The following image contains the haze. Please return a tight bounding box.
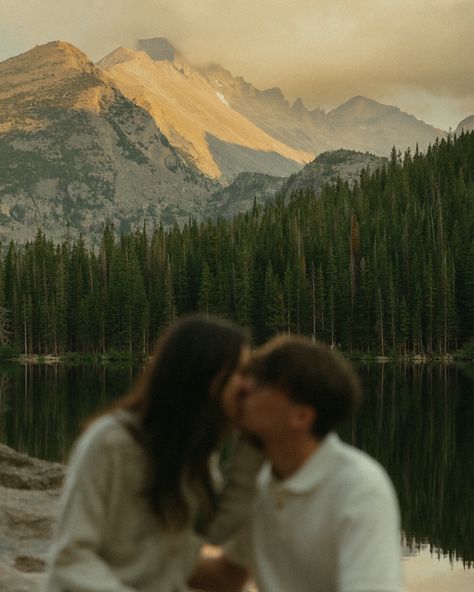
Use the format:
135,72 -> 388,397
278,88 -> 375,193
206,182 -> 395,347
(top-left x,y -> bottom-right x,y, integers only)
1,0 -> 472,130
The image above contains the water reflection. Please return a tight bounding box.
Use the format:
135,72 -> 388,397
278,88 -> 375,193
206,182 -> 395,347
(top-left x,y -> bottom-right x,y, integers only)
0,363 -> 138,462
403,546 -> 474,592
0,361 -> 473,567
344,363 -> 474,568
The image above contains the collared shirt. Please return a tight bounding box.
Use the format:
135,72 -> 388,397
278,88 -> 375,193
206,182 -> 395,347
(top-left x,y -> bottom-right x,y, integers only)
225,433 -> 404,592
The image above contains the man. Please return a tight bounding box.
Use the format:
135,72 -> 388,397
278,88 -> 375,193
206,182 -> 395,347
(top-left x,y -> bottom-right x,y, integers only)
190,335 -> 403,592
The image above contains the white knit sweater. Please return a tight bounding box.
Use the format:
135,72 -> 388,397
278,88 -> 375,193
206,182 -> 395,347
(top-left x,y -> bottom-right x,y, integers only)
46,413 -> 262,592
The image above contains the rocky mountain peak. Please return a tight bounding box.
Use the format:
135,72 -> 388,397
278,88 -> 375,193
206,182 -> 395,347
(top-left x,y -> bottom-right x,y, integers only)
136,37 -> 180,62
291,97 -> 307,113
98,48 -> 309,181
203,62 -> 231,76
328,95 -> 398,124
0,41 -> 114,132
261,86 -> 286,104
10,40 -> 95,73
97,46 -> 139,69
0,40 -> 218,242
280,148 -> 387,198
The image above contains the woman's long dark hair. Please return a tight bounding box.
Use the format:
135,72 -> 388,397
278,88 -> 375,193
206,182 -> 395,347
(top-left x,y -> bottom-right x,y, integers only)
118,315 -> 248,530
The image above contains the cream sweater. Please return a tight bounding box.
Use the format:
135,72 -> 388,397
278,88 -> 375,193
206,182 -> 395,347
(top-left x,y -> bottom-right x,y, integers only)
46,413 -> 262,592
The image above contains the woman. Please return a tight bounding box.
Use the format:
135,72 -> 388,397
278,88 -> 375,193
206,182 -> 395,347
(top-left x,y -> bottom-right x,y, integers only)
46,315 -> 260,592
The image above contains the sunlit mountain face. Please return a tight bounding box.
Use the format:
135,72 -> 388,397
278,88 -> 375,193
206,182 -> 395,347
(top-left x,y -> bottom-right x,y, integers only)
0,41 -> 216,243
100,37 -> 444,180
97,45 -> 310,182
0,36 -> 457,243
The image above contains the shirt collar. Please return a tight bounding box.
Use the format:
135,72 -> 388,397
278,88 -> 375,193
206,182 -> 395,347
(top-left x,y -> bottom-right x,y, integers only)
258,432 -> 342,494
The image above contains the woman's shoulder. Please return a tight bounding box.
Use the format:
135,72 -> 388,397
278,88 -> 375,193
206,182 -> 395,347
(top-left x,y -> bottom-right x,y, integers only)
70,411 -> 142,464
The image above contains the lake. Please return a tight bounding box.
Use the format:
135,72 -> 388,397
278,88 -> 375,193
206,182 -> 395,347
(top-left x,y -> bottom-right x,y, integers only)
0,361 -> 473,590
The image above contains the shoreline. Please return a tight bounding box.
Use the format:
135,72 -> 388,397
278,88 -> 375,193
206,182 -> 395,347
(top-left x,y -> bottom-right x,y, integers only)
3,351 -> 473,365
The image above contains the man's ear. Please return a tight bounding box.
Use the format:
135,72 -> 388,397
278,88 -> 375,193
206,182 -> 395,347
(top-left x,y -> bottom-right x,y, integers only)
290,404 -> 316,432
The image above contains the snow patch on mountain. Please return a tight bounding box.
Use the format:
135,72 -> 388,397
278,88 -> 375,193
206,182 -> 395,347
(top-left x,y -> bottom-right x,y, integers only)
216,92 -> 229,106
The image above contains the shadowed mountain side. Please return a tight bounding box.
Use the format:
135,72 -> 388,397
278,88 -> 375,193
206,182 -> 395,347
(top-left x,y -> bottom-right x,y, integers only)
326,97 -> 444,155
136,38 -> 180,62
205,172 -> 284,218
206,149 -> 387,218
200,63 -> 344,154
230,99 -> 339,156
98,48 -> 311,183
280,149 -> 387,198
0,106 -> 215,243
206,134 -> 302,182
200,64 -> 444,157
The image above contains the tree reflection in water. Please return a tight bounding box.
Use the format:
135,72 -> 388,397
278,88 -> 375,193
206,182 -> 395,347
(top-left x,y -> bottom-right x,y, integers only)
343,363 -> 474,568
0,363 -> 138,461
0,361 -> 472,566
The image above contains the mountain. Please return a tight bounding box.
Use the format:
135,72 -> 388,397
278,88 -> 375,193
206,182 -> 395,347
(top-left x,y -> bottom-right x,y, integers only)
205,172 -> 285,218
0,37 -> 450,243
325,96 -> 444,155
199,62 -> 340,155
199,65 -> 444,156
102,37 -> 443,182
0,41 -> 216,242
98,44 -> 310,182
136,38 -> 181,62
208,149 -> 387,218
456,115 -> 474,134
280,148 -> 387,198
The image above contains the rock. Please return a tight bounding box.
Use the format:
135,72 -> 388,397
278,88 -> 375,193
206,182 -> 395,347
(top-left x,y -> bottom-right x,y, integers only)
14,556 -> 46,574
0,445 -> 64,591
0,444 -> 64,490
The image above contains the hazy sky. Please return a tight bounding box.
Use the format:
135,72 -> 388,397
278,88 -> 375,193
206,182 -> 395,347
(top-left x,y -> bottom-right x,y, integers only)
1,0 -> 473,129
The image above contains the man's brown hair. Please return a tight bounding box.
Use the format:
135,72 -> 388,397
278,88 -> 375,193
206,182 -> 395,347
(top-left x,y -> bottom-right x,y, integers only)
250,336 -> 362,438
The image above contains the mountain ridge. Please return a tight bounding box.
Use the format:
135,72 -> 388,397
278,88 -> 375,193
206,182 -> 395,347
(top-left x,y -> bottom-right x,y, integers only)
0,37 -> 453,243
209,149 -> 387,218
456,115 -> 474,134
197,58 -> 444,157
0,41 -> 217,243
98,46 -> 310,181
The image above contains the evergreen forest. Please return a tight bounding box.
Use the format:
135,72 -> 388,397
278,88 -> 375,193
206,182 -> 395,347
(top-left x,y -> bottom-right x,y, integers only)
0,132 -> 473,358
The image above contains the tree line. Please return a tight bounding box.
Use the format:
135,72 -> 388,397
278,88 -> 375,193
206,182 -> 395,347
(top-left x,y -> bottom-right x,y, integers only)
0,132 -> 473,357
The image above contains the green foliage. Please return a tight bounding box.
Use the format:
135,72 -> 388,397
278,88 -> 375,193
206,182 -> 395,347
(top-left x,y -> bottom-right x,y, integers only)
0,344 -> 20,361
458,338 -> 474,360
0,132 -> 473,355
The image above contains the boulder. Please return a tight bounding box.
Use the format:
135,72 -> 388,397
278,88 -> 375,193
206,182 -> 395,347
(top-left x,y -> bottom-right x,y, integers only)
0,444 -> 64,591
0,445 -> 64,490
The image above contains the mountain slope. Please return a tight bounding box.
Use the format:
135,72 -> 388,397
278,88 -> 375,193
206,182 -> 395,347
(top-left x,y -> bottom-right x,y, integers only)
456,115 -> 474,134
280,148 -> 387,198
209,149 -> 387,218
199,62 -> 339,155
205,172 -> 285,218
0,41 -> 216,242
98,46 -> 311,182
326,96 -> 444,155
199,65 -> 444,156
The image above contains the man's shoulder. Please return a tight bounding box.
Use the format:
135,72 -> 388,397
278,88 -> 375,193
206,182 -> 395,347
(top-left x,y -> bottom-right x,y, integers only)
330,437 -> 395,497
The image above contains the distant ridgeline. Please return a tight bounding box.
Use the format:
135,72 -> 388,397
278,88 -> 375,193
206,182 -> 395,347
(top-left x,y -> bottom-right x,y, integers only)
0,132 -> 473,357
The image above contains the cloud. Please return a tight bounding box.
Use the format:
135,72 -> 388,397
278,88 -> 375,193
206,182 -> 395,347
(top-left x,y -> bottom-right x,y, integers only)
1,0 -> 472,128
